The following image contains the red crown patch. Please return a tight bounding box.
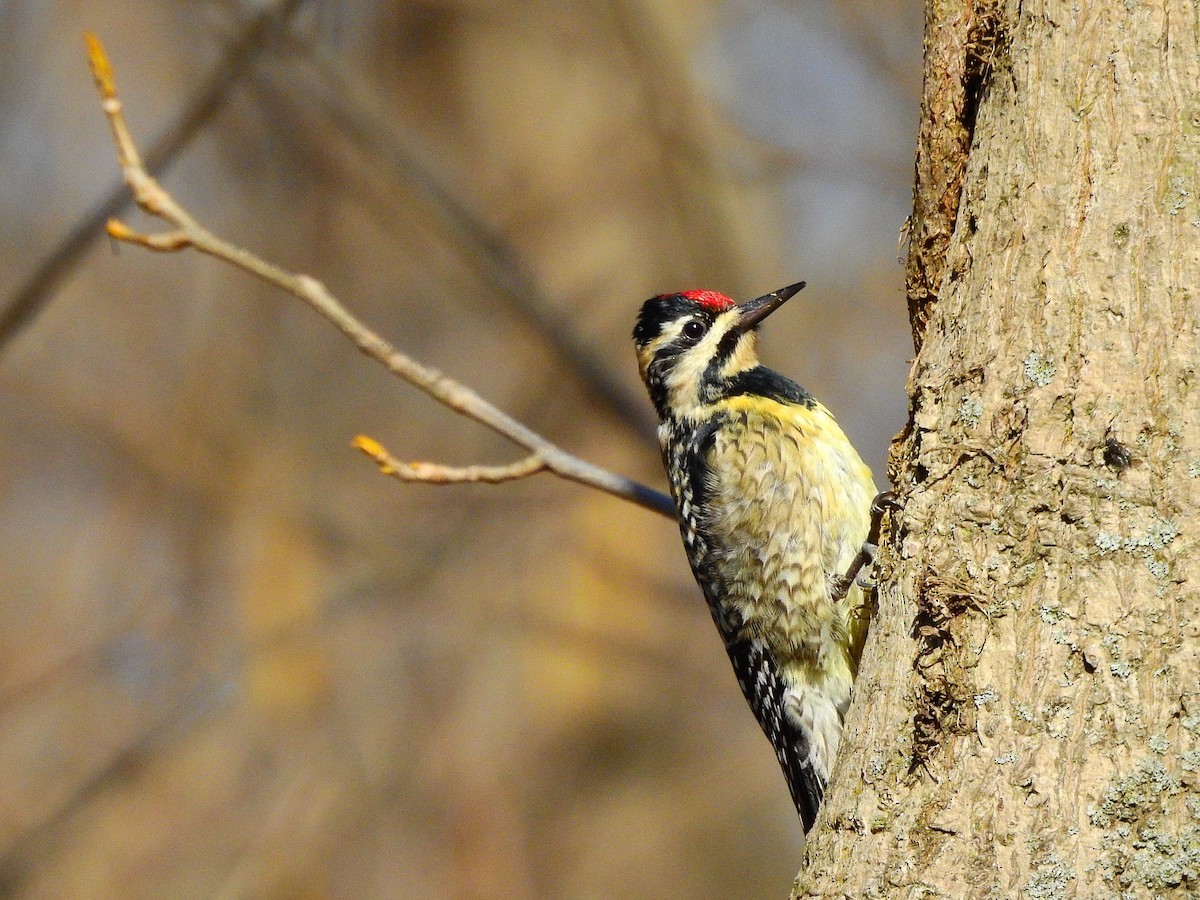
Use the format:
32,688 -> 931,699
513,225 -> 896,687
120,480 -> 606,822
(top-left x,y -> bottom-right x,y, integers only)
677,290 -> 734,312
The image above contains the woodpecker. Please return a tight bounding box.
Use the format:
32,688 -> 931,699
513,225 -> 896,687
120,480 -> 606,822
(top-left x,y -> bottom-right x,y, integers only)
633,282 -> 878,831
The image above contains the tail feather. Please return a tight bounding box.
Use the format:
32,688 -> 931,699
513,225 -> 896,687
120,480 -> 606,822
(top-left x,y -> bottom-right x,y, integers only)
726,638 -> 844,832
778,733 -> 824,832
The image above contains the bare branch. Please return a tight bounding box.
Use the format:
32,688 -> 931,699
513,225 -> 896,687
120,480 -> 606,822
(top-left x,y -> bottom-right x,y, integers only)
0,0 -> 312,351
352,436 -> 547,486
84,34 -> 675,520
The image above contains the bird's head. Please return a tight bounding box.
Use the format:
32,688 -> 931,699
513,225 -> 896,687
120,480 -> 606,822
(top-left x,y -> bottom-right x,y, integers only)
632,282 -> 805,420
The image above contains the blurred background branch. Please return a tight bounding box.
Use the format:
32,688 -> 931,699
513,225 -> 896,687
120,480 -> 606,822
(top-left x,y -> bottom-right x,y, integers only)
267,27 -> 660,437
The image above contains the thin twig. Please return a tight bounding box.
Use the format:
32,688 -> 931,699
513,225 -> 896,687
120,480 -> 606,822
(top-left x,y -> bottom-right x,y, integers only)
352,437 -> 547,485
85,34 -> 675,519
0,0 -> 311,351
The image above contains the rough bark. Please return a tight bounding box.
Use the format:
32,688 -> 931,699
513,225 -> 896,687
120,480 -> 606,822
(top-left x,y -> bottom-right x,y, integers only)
797,1 -> 1200,896
904,0 -> 1000,351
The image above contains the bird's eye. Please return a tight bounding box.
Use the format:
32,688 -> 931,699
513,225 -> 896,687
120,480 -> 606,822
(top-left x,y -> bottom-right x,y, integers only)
682,319 -> 706,340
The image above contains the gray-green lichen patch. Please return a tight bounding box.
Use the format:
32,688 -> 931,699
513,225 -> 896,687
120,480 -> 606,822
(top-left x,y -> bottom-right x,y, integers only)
1039,604 -> 1068,625
1024,352 -> 1057,386
1188,795 -> 1200,820
1024,851 -> 1075,899
1105,826 -> 1200,893
1046,704 -> 1074,740
1147,734 -> 1169,754
1138,519 -> 1180,551
1091,520 -> 1178,595
1169,174 -> 1192,216
1145,558 -> 1169,580
1094,519 -> 1179,556
1102,633 -> 1123,657
958,395 -> 983,428
974,685 -> 999,708
1089,759 -> 1180,828
1089,759 -> 1199,894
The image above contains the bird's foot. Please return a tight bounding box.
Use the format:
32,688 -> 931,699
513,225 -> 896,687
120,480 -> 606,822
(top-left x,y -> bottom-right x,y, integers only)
830,491 -> 899,602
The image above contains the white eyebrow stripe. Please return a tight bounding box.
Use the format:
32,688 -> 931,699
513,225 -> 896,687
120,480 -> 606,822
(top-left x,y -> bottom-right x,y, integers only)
655,318 -> 687,347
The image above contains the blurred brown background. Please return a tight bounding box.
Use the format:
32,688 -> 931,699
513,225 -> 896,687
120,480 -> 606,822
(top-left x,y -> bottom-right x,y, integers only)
0,1 -> 918,896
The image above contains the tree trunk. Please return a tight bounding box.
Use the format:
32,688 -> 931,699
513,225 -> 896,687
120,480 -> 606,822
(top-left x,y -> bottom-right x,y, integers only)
797,0 -> 1200,896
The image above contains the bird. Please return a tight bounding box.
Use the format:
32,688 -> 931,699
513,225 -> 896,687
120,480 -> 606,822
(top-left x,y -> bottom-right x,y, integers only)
632,281 -> 880,831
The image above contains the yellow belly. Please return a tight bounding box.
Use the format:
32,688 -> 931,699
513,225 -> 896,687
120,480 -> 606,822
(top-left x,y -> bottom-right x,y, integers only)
700,396 -> 876,680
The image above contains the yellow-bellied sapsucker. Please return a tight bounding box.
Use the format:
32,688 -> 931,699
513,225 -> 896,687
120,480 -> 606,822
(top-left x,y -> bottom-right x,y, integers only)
633,282 -> 879,831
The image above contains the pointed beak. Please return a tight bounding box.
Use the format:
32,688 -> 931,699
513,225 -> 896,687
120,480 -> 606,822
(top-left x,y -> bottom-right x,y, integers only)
732,281 -> 806,334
